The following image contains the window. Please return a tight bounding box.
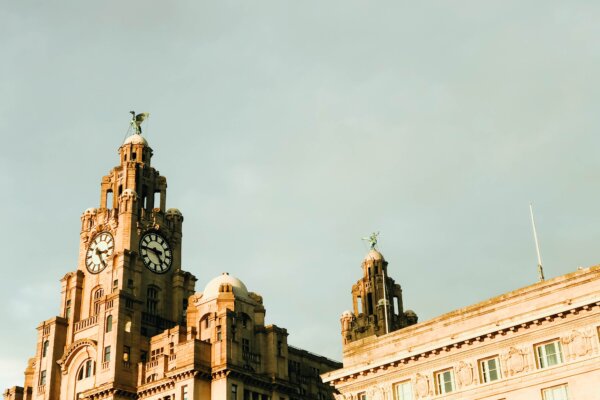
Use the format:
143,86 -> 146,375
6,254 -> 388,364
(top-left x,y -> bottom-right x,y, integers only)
536,340 -> 563,368
66,299 -> 71,319
92,287 -> 104,316
435,369 -> 455,395
393,381 -> 412,400
104,345 -> 111,362
147,286 -> 159,314
125,319 -> 132,333
182,385 -> 189,400
357,392 -> 367,400
42,340 -> 49,358
231,384 -> 237,400
39,370 -> 46,386
542,384 -> 569,400
480,356 -> 501,383
217,325 -> 222,341
112,279 -> 118,292
85,359 -> 94,377
242,338 -> 250,353
106,315 -> 113,332
77,361 -> 94,381
123,345 -> 131,362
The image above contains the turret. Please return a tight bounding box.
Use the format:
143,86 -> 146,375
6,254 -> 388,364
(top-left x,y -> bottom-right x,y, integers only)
341,236 -> 418,346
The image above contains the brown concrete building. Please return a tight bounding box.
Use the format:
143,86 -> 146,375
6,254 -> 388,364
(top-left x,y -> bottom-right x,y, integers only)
3,130 -> 340,400
323,248 -> 600,400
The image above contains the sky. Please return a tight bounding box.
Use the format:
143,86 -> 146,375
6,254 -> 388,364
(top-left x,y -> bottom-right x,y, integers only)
2,0 -> 600,391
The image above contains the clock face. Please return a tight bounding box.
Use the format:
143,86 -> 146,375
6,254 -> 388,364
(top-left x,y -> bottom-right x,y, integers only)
85,232 -> 114,274
139,232 -> 172,274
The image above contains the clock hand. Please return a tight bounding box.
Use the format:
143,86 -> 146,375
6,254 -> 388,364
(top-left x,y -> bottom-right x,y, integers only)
142,245 -> 163,258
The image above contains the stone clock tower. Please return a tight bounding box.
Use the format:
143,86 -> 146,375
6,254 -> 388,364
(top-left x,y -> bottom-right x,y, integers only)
15,131 -> 197,400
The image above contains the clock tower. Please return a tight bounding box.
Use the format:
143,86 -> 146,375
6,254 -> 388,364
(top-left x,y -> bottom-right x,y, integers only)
23,130 -> 197,400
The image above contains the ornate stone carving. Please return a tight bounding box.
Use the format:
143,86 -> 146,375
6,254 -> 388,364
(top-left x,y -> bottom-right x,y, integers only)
415,373 -> 430,398
564,329 -> 593,359
456,361 -> 473,387
503,346 -> 528,376
370,385 -> 385,400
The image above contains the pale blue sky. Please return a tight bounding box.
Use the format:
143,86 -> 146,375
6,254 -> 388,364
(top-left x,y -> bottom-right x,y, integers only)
2,1 -> 600,390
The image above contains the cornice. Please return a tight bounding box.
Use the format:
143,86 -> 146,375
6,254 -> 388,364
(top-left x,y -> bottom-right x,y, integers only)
324,298 -> 600,385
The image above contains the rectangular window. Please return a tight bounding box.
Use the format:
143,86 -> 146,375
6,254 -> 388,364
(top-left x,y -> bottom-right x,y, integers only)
536,340 -> 563,368
217,325 -> 222,341
542,384 -> 569,400
393,381 -> 412,400
104,345 -> 111,362
357,392 -> 367,400
435,369 -> 455,395
231,384 -> 238,400
123,345 -> 130,362
480,356 -> 501,383
66,299 -> 71,319
242,338 -> 250,353
182,385 -> 189,400
39,370 -> 46,386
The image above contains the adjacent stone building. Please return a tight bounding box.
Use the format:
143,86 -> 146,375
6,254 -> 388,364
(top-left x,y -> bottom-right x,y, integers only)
323,249 -> 600,400
3,130 -> 340,400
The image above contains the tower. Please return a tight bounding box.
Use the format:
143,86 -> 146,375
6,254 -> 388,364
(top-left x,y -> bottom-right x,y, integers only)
5,116 -> 342,400
17,129 -> 197,400
340,244 -> 418,345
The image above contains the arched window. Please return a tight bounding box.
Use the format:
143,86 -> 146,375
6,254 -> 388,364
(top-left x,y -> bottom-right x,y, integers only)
146,286 -> 159,315
106,315 -> 113,332
125,319 -> 132,333
92,287 -> 104,316
76,359 -> 95,381
42,340 -> 49,358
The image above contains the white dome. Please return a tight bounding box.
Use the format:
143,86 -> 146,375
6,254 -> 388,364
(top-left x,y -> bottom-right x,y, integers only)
166,208 -> 182,216
364,249 -> 384,261
202,273 -> 248,300
123,134 -> 148,146
341,310 -> 354,318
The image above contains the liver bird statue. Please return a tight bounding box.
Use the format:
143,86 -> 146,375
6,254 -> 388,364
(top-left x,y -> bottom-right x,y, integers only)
130,111 -> 150,134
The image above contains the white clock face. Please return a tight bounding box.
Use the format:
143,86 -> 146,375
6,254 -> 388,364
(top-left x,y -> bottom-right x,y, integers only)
85,232 -> 114,274
139,232 -> 172,274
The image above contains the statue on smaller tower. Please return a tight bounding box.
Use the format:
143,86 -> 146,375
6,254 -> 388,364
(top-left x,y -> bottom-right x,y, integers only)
130,110 -> 150,134
362,231 -> 379,250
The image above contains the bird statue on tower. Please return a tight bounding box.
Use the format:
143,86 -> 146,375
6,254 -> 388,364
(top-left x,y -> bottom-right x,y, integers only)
130,111 -> 150,134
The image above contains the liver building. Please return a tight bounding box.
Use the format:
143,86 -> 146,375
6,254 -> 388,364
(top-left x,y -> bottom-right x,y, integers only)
4,115 -> 340,400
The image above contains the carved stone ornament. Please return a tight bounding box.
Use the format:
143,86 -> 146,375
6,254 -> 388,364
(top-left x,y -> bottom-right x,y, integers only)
370,386 -> 385,400
415,373 -> 430,398
457,361 -> 474,387
504,346 -> 528,376
565,329 -> 592,358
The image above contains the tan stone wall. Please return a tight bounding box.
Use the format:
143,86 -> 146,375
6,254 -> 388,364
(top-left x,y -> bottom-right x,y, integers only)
324,266 -> 600,400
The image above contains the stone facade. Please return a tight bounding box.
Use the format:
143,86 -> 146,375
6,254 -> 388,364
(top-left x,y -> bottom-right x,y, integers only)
3,132 -> 340,400
323,249 -> 600,400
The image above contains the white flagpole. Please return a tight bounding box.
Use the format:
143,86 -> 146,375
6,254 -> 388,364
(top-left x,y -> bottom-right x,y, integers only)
529,203 -> 546,282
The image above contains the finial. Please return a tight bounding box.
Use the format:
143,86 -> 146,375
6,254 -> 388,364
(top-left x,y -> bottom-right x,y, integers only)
362,231 -> 379,250
129,111 -> 150,135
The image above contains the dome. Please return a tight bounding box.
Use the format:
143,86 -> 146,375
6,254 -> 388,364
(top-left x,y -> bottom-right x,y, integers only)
404,309 -> 417,317
166,208 -> 182,216
123,134 -> 148,146
341,310 -> 354,318
202,272 -> 248,300
364,249 -> 384,262
84,207 -> 97,215
121,188 -> 137,198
